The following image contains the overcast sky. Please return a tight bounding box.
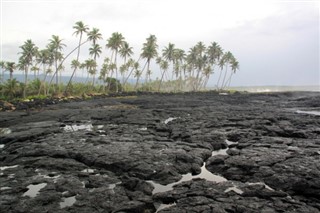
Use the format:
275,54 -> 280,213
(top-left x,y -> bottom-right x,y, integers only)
1,0 -> 319,87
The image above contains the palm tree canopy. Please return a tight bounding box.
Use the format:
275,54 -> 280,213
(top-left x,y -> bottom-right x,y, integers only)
87,27 -> 102,45
106,32 -> 125,51
73,21 -> 89,37
119,41 -> 133,59
89,44 -> 102,59
141,35 -> 158,61
49,35 -> 66,52
162,43 -> 175,62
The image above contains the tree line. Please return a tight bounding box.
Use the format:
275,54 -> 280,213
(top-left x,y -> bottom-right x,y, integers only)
0,21 -> 239,99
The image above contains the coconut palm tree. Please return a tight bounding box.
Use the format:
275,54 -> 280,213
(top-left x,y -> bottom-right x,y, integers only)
65,21 -> 89,93
2,62 -> 16,81
48,35 -> 66,92
220,51 -> 234,91
158,59 -> 169,91
89,44 -> 102,86
3,78 -> 19,98
225,58 -> 239,88
119,41 -> 133,83
162,43 -> 175,80
19,39 -> 38,98
106,32 -> 125,92
141,35 -> 158,87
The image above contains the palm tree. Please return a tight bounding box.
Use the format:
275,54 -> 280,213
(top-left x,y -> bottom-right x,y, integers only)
225,58 -> 239,88
0,61 -> 5,83
3,78 -> 19,98
162,43 -> 176,80
220,51 -> 234,91
158,58 -> 169,91
106,32 -> 125,92
48,35 -> 66,92
87,27 -> 102,45
89,44 -> 102,86
19,39 -> 38,98
65,21 -> 89,93
134,69 -> 142,89
0,61 -> 16,80
206,42 -> 223,89
141,35 -> 158,87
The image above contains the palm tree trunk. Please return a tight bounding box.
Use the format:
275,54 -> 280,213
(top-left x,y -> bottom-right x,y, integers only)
135,76 -> 140,89
158,69 -> 165,92
221,65 -> 229,91
65,34 -> 83,93
23,68 -> 28,98
216,68 -> 223,89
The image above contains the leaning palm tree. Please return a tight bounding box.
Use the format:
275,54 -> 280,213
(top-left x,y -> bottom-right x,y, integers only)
225,58 -> 239,89
89,43 -> 102,87
158,59 -> 169,91
106,32 -> 125,92
220,51 -> 234,91
65,21 -> 89,93
48,35 -> 66,92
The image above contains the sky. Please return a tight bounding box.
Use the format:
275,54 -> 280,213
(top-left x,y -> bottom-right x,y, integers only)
1,0 -> 319,87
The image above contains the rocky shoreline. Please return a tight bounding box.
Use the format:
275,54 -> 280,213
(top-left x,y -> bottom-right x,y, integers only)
1,91 -> 320,212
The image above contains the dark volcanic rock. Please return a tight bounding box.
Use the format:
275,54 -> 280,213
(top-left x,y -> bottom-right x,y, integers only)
1,91 -> 319,212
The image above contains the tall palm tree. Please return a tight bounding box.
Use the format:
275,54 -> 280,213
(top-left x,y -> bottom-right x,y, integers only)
141,35 -> 158,86
158,58 -> 169,91
106,32 -> 125,92
48,35 -> 66,92
225,58 -> 239,88
89,44 -> 102,86
65,21 -> 89,93
162,43 -> 175,80
220,51 -> 234,91
19,39 -> 38,98
119,41 -> 133,84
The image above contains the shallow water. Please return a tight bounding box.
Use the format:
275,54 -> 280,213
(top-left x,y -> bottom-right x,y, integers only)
23,183 -> 47,198
0,128 -> 11,135
164,117 -> 178,124
0,165 -> 19,170
156,202 -> 176,212
0,144 -> 5,149
60,196 -> 76,208
296,110 -> 320,116
148,140 -> 235,194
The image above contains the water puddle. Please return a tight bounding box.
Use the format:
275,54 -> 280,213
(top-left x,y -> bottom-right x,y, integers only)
138,127 -> 148,131
1,187 -> 12,191
81,169 -> 95,173
0,165 -> 19,170
0,128 -> 11,135
60,196 -> 76,208
224,186 -> 243,194
23,183 -> 47,198
148,139 -> 238,194
164,117 -> 178,125
295,110 -> 320,116
247,182 -> 274,191
148,162 -> 227,194
63,122 -> 105,132
156,202 -> 176,212
0,144 -> 5,149
63,123 -> 93,132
